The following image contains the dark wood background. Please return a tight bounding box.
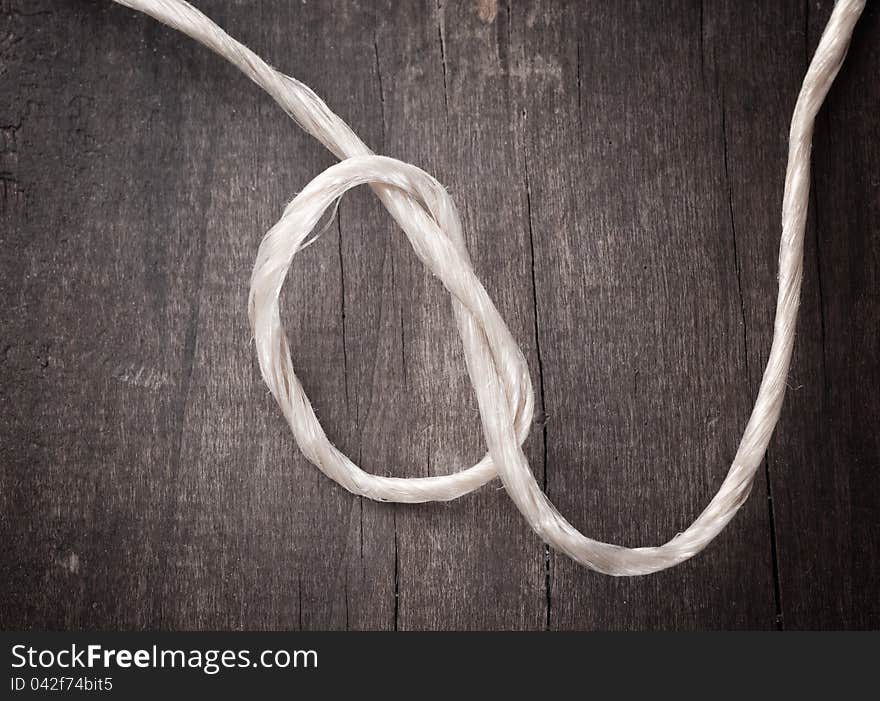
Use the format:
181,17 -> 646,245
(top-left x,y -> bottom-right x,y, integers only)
2,0 -> 877,630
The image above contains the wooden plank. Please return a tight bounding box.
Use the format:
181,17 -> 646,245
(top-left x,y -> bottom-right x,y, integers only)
371,0 -> 545,630
514,0 -> 782,629
112,0 -> 398,630
705,0 -> 824,630
1,0 -> 220,628
136,0 -> 365,630
769,0 -> 880,629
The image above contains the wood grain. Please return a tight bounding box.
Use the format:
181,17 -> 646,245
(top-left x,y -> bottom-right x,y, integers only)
1,0 -> 877,630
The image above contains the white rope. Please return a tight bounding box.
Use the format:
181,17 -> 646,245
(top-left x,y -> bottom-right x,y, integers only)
110,0 -> 866,575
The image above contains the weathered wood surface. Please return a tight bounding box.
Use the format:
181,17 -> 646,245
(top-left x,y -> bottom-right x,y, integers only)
1,0 -> 877,630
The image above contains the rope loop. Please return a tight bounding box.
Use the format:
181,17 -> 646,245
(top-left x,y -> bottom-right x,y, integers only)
249,155 -> 533,504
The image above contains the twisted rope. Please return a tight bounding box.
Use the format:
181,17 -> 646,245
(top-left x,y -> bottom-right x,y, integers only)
111,0 -> 866,575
